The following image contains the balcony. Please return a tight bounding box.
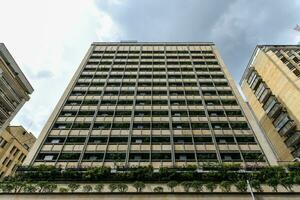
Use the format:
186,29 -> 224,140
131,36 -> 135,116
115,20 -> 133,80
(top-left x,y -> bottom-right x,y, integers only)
267,103 -> 282,119
285,131 -> 300,148
278,120 -> 296,136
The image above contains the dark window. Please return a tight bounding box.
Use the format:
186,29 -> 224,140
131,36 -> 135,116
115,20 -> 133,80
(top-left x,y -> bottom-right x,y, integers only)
59,153 -> 80,161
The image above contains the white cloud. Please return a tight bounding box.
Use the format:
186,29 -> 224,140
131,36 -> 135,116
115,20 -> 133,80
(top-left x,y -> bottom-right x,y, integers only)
0,0 -> 121,136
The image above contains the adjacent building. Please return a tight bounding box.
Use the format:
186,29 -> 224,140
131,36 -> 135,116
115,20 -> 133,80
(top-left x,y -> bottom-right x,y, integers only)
0,43 -> 34,132
0,126 -> 36,178
24,42 -> 277,168
240,45 -> 300,163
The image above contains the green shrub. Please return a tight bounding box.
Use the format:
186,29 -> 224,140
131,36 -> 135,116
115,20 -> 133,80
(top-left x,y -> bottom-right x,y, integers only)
59,187 -> 68,193
109,183 -> 118,192
249,179 -> 262,192
23,184 -> 37,193
280,177 -> 294,191
153,186 -> 164,192
68,183 -> 80,192
167,181 -> 178,192
191,181 -> 203,192
234,181 -> 247,192
266,178 -> 279,192
82,185 -> 93,192
220,181 -> 231,192
205,182 -> 217,192
95,184 -> 104,192
132,181 -> 145,192
181,181 -> 193,192
117,183 -> 128,192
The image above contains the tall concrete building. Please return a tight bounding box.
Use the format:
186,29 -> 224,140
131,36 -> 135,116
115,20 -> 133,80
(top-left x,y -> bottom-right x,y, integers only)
0,126 -> 36,178
240,45 -> 300,163
25,42 -> 277,168
0,43 -> 34,132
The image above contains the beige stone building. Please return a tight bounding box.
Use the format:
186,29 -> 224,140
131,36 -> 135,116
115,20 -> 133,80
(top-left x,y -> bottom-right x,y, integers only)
0,126 -> 36,178
240,45 -> 300,163
24,42 -> 277,168
0,43 -> 34,132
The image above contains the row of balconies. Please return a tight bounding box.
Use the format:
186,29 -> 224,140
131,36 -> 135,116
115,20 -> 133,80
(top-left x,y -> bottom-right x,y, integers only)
73,86 -> 231,91
81,71 -> 224,76
63,105 -> 240,111
77,78 -> 228,84
67,94 -> 236,101
56,116 -> 246,123
48,129 -> 254,137
41,144 -> 261,152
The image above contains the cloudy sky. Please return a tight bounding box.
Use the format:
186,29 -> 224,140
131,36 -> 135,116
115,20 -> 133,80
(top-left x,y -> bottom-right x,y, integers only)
1,0 -> 300,137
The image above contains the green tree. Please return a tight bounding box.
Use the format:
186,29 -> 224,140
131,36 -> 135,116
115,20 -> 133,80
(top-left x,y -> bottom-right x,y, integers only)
109,183 -> 118,192
234,181 -> 247,192
220,181 -> 231,192
67,183 -> 80,192
266,178 -> 279,192
44,183 -> 57,193
83,185 -> 93,192
205,182 -> 217,192
23,184 -> 37,193
167,181 -> 178,192
59,187 -> 68,193
153,186 -> 164,192
117,183 -> 128,192
95,184 -> 104,192
0,181 -> 14,193
294,176 -> 300,185
132,181 -> 145,192
37,181 -> 49,192
280,177 -> 294,192
191,181 -> 203,192
249,179 -> 263,192
181,181 -> 193,192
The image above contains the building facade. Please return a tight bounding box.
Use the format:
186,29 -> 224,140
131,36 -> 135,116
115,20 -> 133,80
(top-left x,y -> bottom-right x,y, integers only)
24,42 -> 278,169
0,43 -> 34,132
240,45 -> 300,163
0,126 -> 36,178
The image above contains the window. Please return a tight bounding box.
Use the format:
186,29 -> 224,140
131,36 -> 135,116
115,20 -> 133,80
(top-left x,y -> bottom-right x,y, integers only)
151,153 -> 171,161
263,96 -> 277,113
197,153 -> 217,161
83,153 -> 104,161
273,112 -> 290,131
105,153 -> 126,161
59,153 -> 80,161
66,137 -> 86,144
44,155 -> 54,161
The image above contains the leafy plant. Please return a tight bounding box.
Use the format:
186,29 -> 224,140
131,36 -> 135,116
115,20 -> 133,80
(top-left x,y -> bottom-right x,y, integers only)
294,176 -> 300,184
220,181 -> 231,192
82,185 -> 93,192
68,183 -> 80,192
181,181 -> 193,192
234,181 -> 247,192
266,178 -> 279,192
37,181 -> 49,192
132,181 -> 145,192
117,183 -> 128,192
153,186 -> 164,192
205,182 -> 217,192
45,183 -> 57,192
191,181 -> 203,192
280,177 -> 294,192
0,181 -> 14,193
249,179 -> 263,192
95,184 -> 104,192
23,184 -> 37,193
167,181 -> 178,192
59,187 -> 68,193
109,183 -> 118,192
